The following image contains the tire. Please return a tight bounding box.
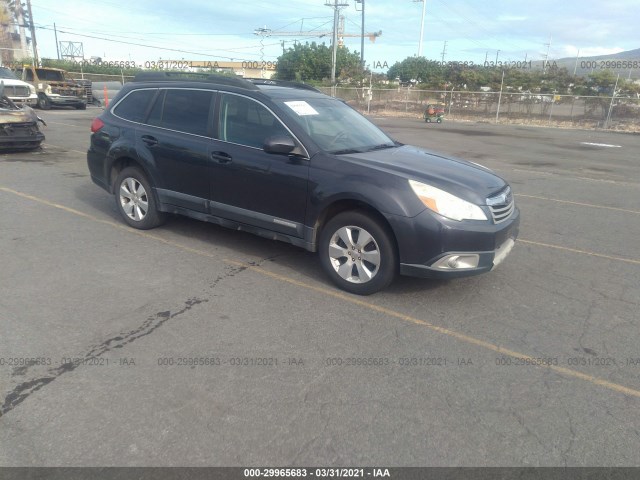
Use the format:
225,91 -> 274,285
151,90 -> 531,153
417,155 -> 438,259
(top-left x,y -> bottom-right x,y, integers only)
426,118 -> 431,123
114,167 -> 165,230
436,118 -> 442,123
37,94 -> 51,110
319,211 -> 397,295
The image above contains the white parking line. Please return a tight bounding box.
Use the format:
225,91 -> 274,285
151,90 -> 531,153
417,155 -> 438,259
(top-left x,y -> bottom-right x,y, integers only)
580,142 -> 622,148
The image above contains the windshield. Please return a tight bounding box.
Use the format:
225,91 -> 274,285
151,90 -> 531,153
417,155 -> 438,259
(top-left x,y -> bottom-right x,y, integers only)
280,98 -> 396,154
35,69 -> 65,81
0,67 -> 18,80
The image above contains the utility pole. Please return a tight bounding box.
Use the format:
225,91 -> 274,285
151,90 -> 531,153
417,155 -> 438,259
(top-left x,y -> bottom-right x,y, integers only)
355,0 -> 365,66
413,0 -> 427,57
543,35 -> 552,72
495,49 -> 500,65
441,40 -> 447,63
326,0 -> 349,86
573,48 -> 580,76
26,0 -> 39,65
54,23 -> 60,60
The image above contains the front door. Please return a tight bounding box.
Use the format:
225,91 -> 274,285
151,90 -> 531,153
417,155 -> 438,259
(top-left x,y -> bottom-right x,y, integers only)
209,92 -> 309,237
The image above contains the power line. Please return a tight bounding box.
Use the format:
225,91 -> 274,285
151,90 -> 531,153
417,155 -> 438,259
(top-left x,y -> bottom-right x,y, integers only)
35,25 -> 279,60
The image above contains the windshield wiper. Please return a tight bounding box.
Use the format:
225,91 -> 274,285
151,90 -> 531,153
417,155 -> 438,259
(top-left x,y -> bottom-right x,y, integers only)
363,143 -> 397,152
330,148 -> 363,155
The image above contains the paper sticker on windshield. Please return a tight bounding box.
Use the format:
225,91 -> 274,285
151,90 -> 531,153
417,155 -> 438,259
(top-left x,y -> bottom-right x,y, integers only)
284,101 -> 319,116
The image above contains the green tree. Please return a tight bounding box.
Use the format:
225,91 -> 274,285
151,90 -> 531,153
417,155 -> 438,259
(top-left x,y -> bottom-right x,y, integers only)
275,42 -> 363,84
387,57 -> 439,85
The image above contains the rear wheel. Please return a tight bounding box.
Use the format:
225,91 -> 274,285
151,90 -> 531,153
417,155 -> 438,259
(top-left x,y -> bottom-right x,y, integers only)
114,167 -> 165,229
319,211 -> 397,295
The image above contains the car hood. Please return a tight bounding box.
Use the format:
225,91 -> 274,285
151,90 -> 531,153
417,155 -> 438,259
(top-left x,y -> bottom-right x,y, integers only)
0,78 -> 30,87
340,145 -> 507,204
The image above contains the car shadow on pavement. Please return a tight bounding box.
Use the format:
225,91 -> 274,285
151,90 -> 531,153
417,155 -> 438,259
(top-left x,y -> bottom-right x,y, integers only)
74,182 -> 449,296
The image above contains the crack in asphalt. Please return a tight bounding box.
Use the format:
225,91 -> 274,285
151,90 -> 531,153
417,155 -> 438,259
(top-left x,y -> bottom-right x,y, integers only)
0,296 -> 207,418
0,253 -> 280,418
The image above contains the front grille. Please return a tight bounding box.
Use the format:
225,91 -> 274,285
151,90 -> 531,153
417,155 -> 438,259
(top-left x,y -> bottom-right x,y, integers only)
74,79 -> 93,103
5,85 -> 29,97
486,186 -> 515,224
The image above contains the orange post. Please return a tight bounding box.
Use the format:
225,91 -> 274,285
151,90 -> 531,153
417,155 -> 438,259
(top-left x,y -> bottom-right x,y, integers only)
103,85 -> 109,107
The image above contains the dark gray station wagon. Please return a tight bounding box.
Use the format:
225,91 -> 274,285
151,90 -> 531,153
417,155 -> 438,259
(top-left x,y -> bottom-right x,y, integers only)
88,74 -> 519,294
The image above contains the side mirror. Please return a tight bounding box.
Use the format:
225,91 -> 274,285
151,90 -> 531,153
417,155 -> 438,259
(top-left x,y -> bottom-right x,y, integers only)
263,135 -> 296,155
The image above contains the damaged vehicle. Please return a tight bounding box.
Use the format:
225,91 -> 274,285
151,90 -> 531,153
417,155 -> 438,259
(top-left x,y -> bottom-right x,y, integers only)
0,67 -> 38,107
13,65 -> 87,110
0,82 -> 46,151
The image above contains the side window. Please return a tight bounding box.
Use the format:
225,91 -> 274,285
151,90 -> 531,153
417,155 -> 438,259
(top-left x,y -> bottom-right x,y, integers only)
218,94 -> 289,149
113,89 -> 156,123
25,69 -> 33,81
150,89 -> 214,137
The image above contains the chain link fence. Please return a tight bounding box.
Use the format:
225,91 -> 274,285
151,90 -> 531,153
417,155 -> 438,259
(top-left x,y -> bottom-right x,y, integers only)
65,73 -> 640,132
319,87 -> 640,132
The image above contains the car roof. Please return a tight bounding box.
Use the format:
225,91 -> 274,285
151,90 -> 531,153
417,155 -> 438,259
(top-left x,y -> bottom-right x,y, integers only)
128,73 -> 329,101
255,84 -> 330,100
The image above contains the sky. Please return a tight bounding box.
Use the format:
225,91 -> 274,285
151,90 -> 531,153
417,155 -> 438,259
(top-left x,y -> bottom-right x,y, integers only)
26,0 -> 640,71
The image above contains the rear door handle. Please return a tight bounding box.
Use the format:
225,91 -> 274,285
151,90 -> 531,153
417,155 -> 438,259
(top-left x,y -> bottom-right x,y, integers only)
211,151 -> 232,164
141,135 -> 158,147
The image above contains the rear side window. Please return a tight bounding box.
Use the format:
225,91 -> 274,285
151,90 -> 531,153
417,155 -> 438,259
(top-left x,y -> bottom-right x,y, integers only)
147,89 -> 214,137
113,89 -> 156,123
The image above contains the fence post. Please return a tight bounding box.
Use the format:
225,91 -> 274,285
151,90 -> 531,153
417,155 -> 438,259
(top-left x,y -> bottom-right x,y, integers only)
448,86 -> 454,117
605,74 -> 620,129
495,70 -> 505,124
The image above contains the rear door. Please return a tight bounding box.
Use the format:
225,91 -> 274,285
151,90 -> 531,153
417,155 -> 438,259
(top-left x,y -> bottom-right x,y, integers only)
139,88 -> 216,212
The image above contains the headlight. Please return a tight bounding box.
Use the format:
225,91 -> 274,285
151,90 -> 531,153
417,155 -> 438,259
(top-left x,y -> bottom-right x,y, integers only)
409,179 -> 487,221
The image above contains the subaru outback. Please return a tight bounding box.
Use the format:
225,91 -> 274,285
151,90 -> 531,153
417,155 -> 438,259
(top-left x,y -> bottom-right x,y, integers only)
87,73 -> 519,295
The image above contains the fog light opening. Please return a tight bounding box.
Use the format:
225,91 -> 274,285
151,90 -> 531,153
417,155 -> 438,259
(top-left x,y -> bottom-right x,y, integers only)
432,254 -> 480,270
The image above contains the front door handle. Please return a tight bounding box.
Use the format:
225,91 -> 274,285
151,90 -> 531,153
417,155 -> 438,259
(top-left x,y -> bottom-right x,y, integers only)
141,135 -> 158,147
211,151 -> 232,164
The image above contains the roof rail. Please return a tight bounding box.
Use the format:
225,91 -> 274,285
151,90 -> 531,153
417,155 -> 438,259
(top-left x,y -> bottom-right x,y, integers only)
132,72 -> 259,90
244,78 -> 322,93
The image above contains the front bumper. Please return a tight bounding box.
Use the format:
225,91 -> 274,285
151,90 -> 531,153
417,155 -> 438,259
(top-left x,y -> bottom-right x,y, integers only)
0,132 -> 45,150
9,96 -> 38,107
388,206 -> 520,279
49,95 -> 86,107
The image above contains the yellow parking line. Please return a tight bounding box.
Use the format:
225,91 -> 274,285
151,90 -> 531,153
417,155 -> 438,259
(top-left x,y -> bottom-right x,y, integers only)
504,168 -> 640,188
42,121 -> 87,129
42,143 -> 87,155
224,259 -> 640,399
519,239 -> 640,265
516,194 -> 640,214
2,185 -> 640,400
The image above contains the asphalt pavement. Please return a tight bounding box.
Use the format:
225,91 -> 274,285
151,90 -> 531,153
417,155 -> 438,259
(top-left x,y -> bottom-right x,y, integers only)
0,108 -> 639,467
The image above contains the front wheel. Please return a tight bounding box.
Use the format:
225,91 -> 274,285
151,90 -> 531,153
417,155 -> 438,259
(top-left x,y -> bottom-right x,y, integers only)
37,94 -> 51,110
114,167 -> 165,229
319,211 -> 397,295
